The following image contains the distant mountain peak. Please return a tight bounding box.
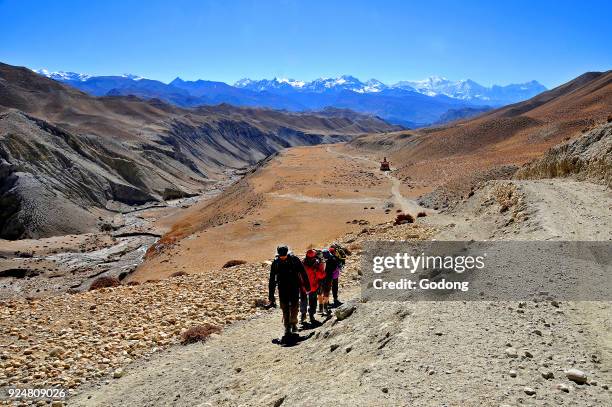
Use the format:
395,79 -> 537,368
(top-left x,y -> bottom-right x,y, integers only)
275,77 -> 306,88
33,68 -> 91,82
121,73 -> 144,80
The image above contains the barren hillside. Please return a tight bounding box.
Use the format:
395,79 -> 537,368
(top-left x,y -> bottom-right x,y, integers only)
348,71 -> 612,208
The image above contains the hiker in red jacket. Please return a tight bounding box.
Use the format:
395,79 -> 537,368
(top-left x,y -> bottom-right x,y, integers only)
300,249 -> 323,324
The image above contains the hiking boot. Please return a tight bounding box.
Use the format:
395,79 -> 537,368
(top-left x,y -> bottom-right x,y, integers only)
318,304 -> 324,315
300,313 -> 307,324
291,324 -> 299,333
333,299 -> 343,307
283,326 -> 291,338
309,314 -> 317,324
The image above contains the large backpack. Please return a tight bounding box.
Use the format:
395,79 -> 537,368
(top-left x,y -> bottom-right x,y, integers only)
331,243 -> 348,265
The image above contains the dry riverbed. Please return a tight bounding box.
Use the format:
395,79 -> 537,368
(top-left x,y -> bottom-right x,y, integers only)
0,172 -> 239,299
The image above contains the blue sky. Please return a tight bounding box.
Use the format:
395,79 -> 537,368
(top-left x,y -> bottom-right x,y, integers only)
1,0 -> 610,87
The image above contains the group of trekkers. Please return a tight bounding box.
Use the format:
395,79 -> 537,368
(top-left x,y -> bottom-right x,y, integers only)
268,243 -> 349,340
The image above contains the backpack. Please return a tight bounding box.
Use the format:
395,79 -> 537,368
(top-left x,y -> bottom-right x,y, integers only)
331,243 -> 348,265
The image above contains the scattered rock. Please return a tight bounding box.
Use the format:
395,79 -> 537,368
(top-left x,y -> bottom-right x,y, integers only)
524,387 -> 536,396
541,370 -> 554,380
555,383 -> 570,393
113,368 -> 124,379
505,347 -> 518,358
565,368 -> 588,384
272,395 -> 286,407
509,369 -> 518,378
335,303 -> 356,321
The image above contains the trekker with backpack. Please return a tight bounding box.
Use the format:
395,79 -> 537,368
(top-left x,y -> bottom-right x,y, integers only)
330,244 -> 348,307
318,249 -> 337,316
269,245 -> 310,339
300,249 -> 323,324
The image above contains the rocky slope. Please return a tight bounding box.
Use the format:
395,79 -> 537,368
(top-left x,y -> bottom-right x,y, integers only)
0,62 -> 398,239
515,121 -> 612,187
1,222 -> 432,397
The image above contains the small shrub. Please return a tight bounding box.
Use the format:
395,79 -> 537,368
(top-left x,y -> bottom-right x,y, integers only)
222,259 -> 247,268
89,276 -> 120,291
417,211 -> 427,218
181,324 -> 221,345
253,298 -> 268,308
126,281 -> 140,286
145,279 -> 160,284
170,271 -> 189,278
99,222 -> 114,232
394,213 -> 415,225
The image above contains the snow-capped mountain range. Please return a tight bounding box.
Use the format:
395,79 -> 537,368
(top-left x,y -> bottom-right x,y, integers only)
234,74 -> 546,103
234,75 -> 389,94
33,69 -> 143,82
32,68 -> 547,127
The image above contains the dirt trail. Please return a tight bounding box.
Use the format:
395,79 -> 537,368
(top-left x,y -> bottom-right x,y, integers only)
326,145 -> 428,214
387,172 -> 425,214
269,192 -> 384,205
519,180 -> 612,241
433,179 -> 612,242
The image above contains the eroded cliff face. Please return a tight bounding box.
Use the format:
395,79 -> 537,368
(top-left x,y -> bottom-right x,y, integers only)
515,121 -> 612,187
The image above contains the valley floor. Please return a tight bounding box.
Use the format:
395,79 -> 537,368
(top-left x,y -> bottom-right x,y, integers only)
131,144 -> 426,281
